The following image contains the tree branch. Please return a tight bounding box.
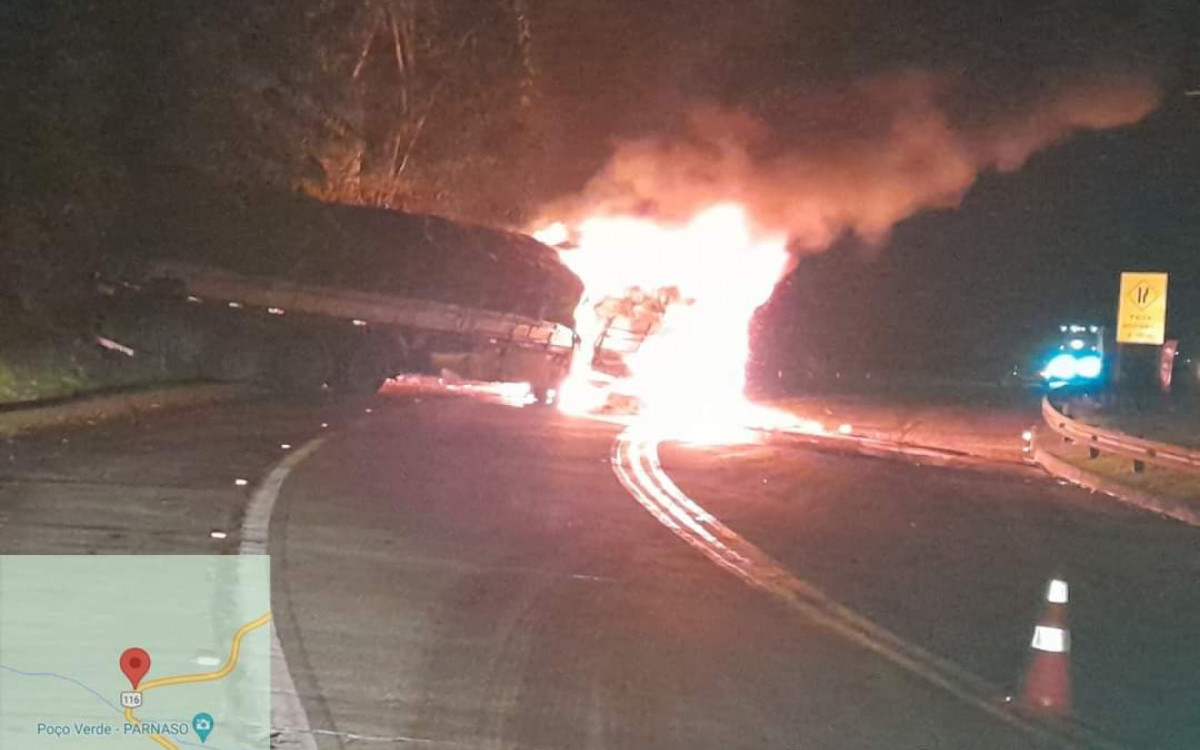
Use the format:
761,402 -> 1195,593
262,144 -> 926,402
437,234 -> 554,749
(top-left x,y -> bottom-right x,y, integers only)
351,12 -> 382,81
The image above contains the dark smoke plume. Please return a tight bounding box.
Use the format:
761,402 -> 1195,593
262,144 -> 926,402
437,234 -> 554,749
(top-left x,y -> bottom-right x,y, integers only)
541,70 -> 1159,249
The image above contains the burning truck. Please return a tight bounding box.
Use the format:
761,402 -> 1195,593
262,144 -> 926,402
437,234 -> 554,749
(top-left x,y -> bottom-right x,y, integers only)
93,182 -> 791,419
536,204 -> 794,425
94,182 -> 583,400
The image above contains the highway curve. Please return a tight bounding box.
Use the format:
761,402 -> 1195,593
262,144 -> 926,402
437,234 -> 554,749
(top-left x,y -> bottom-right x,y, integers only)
1,388 -> 1195,749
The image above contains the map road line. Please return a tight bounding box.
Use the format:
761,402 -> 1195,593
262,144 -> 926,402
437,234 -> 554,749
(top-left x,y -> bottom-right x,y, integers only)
139,612 -> 273,691
123,707 -> 180,750
239,435 -> 327,750
125,612 -> 273,750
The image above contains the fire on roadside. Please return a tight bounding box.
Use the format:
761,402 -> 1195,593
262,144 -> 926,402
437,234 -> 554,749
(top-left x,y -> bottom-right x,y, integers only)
534,203 -> 823,442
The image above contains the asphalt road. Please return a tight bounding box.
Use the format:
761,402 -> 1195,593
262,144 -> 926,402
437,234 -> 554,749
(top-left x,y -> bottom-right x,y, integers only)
661,437 -> 1199,749
1,388 -> 1196,750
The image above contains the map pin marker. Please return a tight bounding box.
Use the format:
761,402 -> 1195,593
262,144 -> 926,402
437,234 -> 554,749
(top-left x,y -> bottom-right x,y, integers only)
192,713 -> 214,743
119,648 -> 151,690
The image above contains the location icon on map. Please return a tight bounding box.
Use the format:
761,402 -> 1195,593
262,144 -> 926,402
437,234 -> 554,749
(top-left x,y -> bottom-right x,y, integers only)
192,713 -> 215,743
119,648 -> 151,689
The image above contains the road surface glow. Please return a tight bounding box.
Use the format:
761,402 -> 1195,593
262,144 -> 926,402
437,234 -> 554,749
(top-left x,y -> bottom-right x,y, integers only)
384,375 -> 537,408
626,401 -> 825,445
386,374 -> 822,443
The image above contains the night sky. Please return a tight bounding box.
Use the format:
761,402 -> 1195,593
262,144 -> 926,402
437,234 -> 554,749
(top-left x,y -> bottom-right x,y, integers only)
765,1 -> 1197,378
768,95 -> 1199,379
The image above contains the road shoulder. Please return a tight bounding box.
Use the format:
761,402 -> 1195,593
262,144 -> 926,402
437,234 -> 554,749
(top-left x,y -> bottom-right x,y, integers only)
0,382 -> 256,437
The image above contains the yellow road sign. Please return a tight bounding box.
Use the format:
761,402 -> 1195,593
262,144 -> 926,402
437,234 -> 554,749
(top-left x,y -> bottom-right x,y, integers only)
1116,272 -> 1168,345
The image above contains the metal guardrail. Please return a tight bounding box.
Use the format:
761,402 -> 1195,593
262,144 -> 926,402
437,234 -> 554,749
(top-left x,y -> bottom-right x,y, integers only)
1041,396 -> 1200,475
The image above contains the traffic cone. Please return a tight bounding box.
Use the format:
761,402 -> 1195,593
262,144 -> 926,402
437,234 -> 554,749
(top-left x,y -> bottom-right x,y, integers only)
1017,578 -> 1072,718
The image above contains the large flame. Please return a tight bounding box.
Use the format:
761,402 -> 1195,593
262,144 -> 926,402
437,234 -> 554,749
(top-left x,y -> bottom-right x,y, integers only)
536,203 -> 810,441
533,74 -> 1158,441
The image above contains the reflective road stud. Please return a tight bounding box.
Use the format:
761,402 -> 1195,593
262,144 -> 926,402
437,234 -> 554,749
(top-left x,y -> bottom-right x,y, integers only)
1018,578 -> 1072,717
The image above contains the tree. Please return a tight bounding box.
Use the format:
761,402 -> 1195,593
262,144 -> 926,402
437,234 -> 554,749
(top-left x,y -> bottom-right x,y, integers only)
164,0 -> 547,226
0,0 -> 125,314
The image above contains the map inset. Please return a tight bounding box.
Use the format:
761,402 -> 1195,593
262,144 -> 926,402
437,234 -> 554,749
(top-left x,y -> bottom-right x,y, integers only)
0,556 -> 271,750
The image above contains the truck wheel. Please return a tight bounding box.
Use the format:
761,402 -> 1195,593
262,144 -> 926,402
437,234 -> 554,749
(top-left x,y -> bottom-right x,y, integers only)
335,343 -> 392,395
271,342 -> 335,394
530,383 -> 558,407
200,338 -> 267,383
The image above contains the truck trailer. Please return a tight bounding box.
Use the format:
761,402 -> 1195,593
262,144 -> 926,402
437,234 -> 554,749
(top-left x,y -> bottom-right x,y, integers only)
99,261 -> 579,400
94,184 -> 583,401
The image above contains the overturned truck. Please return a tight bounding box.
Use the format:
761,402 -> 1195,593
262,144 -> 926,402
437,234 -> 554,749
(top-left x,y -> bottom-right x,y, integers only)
100,184 -> 583,400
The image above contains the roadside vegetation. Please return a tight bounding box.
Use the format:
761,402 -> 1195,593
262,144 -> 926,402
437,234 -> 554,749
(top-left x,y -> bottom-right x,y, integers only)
2,1 -> 581,406
0,303 -> 192,405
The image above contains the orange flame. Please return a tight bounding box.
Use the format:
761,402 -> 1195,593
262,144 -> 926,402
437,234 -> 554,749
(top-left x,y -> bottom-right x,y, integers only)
531,73 -> 1159,441
536,204 -> 817,441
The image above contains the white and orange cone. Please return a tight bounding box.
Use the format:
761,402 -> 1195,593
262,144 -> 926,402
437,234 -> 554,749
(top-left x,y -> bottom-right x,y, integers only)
1017,578 -> 1072,718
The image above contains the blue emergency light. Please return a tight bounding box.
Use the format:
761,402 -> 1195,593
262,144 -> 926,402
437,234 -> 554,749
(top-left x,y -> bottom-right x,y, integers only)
1041,324 -> 1104,385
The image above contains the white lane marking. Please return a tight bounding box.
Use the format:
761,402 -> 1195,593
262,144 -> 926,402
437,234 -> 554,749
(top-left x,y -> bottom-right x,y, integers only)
611,428 -> 1119,750
240,436 -> 326,750
240,438 -> 325,555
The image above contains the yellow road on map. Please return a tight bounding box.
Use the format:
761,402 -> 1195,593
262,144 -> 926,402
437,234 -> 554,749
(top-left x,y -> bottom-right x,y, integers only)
123,612 -> 272,750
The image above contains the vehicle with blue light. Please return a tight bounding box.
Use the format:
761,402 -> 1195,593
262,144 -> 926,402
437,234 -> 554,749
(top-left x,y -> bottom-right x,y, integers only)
1041,324 -> 1105,388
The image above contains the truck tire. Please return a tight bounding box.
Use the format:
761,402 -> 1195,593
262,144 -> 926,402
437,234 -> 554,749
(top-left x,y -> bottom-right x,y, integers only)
334,341 -> 392,395
530,382 -> 560,407
271,340 -> 335,394
200,337 -> 268,383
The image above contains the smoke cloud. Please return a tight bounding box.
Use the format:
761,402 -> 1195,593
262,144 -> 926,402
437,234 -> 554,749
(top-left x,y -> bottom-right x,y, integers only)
541,70 -> 1160,250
